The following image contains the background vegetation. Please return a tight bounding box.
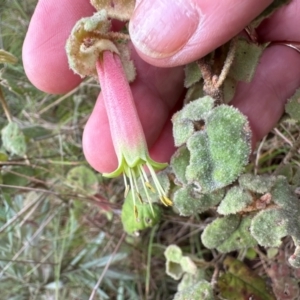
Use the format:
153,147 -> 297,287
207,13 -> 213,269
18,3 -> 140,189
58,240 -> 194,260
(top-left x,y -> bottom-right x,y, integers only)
1,1 -> 300,299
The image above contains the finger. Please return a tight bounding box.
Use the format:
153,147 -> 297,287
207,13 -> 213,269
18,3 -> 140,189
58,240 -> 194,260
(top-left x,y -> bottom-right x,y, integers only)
231,45 -> 300,147
129,0 -> 272,67
257,0 -> 300,42
83,56 -> 184,173
22,0 -> 95,94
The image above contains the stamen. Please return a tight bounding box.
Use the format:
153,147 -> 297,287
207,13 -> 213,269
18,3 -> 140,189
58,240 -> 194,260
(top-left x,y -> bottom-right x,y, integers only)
145,181 -> 156,193
123,173 -> 130,198
161,195 -> 173,207
134,205 -> 138,219
146,162 -> 172,206
138,166 -> 155,192
136,192 -> 143,204
138,166 -> 155,216
127,166 -> 138,219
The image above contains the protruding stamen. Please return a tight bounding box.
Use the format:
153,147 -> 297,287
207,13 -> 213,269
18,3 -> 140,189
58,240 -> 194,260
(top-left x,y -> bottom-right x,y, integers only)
160,196 -> 173,207
145,181 -> 156,193
123,173 -> 130,198
124,185 -> 130,198
138,166 -> 155,215
127,167 -> 137,217
136,192 -> 143,204
146,162 -> 172,206
134,205 -> 138,219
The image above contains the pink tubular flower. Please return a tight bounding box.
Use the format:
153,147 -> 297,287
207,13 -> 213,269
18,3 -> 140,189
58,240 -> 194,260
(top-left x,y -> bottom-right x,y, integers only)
96,51 -> 172,216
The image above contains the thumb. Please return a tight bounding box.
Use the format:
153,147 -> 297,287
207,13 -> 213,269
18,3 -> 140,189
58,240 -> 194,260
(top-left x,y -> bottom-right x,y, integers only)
129,0 -> 272,67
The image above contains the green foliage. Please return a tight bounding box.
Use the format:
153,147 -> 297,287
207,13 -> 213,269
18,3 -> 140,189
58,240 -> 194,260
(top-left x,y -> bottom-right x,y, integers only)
217,186 -> 252,215
172,96 -> 214,147
177,270 -> 206,292
285,89 -> 300,121
202,215 -> 257,252
186,104 -> 251,192
66,165 -> 99,196
228,38 -> 265,82
2,0 -> 300,298
250,176 -> 300,250
239,173 -> 276,193
1,122 -> 27,156
251,209 -> 290,247
218,257 -> 276,300
223,76 -> 237,103
204,175 -> 300,257
22,125 -> 52,140
164,245 -> 197,280
184,81 -> 205,104
172,97 -> 251,193
173,280 -> 215,300
173,185 -> 223,216
2,165 -> 34,192
171,146 -> 190,185
201,215 -> 240,249
184,62 -> 202,88
121,192 -> 162,234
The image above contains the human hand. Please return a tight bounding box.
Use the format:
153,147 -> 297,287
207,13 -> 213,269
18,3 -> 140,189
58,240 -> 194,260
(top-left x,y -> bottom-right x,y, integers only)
23,0 -> 300,174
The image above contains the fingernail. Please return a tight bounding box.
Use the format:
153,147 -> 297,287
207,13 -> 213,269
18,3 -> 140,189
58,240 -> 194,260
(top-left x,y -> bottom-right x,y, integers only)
129,0 -> 199,58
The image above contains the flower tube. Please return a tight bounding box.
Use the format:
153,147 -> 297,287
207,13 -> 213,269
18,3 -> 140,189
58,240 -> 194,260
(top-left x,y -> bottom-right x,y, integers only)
96,51 -> 172,217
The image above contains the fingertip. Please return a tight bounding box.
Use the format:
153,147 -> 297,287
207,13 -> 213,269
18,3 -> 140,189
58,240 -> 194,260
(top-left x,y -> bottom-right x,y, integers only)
130,0 -> 272,67
22,0 -> 95,94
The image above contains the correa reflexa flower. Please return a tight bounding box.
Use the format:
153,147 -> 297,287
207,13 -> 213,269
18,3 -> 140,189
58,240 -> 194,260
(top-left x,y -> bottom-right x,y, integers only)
96,51 -> 172,217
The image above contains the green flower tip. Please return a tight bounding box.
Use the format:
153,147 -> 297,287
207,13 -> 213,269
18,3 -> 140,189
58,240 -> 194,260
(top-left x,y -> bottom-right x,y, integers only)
104,154 -> 172,219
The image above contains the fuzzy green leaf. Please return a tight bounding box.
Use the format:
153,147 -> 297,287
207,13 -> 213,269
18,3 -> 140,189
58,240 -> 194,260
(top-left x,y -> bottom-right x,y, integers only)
186,105 -> 251,192
165,245 -> 197,280
180,256 -> 197,275
173,280 -> 214,300
171,146 -> 190,185
239,173 -> 277,194
184,82 -> 205,104
250,208 -> 290,247
229,38 -> 265,82
184,62 -> 202,88
173,185 -> 223,216
217,186 -> 253,215
177,270 -> 206,292
201,215 -> 241,249
165,249 -> 183,280
121,192 -> 162,234
249,176 -> 300,250
202,215 -> 257,252
66,165 -> 99,196
223,76 -> 237,103
1,122 -> 27,156
217,215 -> 257,253
164,245 -> 182,264
285,89 -> 300,122
218,257 -> 276,300
172,96 -> 214,147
